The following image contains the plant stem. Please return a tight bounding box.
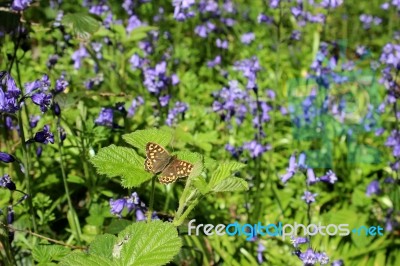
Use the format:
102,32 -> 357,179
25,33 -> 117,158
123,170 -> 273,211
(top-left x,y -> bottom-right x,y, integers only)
56,124 -> 82,245
147,176 -> 156,222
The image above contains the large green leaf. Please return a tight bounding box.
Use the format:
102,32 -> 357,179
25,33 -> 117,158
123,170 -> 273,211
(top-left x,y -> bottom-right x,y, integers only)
90,145 -> 152,187
59,252 -> 113,266
122,128 -> 173,152
208,161 -> 246,189
89,234 -> 117,260
114,220 -> 182,266
32,245 -> 70,264
211,177 -> 248,192
62,13 -> 100,40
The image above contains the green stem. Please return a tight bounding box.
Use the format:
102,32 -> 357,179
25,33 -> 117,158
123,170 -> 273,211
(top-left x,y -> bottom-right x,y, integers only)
17,112 -> 37,234
147,176 -> 157,222
56,126 -> 82,245
173,198 -> 199,227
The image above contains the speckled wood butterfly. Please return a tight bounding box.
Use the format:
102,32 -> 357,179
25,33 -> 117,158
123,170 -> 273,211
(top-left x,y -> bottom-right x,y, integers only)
144,142 -> 194,184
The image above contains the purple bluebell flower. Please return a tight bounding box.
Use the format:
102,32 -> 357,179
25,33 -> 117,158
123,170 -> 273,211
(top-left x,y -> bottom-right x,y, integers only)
269,0 -> 280,8
0,73 -> 21,114
136,209 -> 146,221
71,44 -> 88,69
321,0 -> 343,8
290,30 -> 301,41
128,96 -> 144,117
315,252 -> 329,264
194,22 -> 215,38
7,205 -> 14,224
257,242 -> 265,264
298,248 -> 317,264
385,130 -> 400,157
11,0 -> 33,11
47,54 -> 59,69
110,198 -> 126,217
129,53 -> 143,70
36,146 -> 43,157
166,102 -> 188,126
0,174 -> 16,191
207,55 -> 221,68
258,13 -> 273,24
171,74 -> 180,85
291,236 -> 309,248
331,259 -> 344,266
225,144 -> 243,158
33,125 -> 54,144
55,75 -> 69,94
173,0 -> 196,21
307,168 -> 319,184
302,191 -> 317,204
366,180 -> 380,196
297,152 -> 307,170
31,92 -> 52,112
95,108 -> 114,127
216,39 -> 228,49
240,32 -> 255,45
319,170 -> 338,184
59,127 -> 67,142
127,15 -> 142,33
159,95 -> 170,107
0,152 -> 15,163
242,140 -> 269,158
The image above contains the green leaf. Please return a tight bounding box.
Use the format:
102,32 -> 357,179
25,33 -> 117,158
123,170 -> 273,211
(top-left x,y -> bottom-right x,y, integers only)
208,161 -> 246,189
59,252 -> 113,266
122,128 -> 173,152
211,177 -> 248,192
62,13 -> 100,40
67,209 -> 82,242
126,26 -> 158,43
89,234 -> 117,260
105,219 -> 132,234
191,176 -> 209,195
32,245 -> 70,263
90,145 -> 152,187
114,220 -> 182,266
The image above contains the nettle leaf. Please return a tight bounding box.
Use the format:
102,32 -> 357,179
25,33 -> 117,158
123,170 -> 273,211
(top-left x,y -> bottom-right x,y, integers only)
59,252 -> 113,266
89,234 -> 117,260
114,220 -> 182,266
90,145 -> 152,188
211,177 -> 248,192
123,128 -> 173,152
207,161 -> 246,190
32,245 -> 70,263
62,13 -> 100,40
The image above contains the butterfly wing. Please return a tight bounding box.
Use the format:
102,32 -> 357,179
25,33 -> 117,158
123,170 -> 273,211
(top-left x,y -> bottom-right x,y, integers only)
144,142 -> 172,174
159,158 -> 194,184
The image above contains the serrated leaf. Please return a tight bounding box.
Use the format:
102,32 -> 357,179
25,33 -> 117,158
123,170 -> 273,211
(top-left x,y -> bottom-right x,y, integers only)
191,176 -> 209,195
32,245 -> 70,263
62,13 -> 100,40
59,252 -> 113,266
211,177 -> 248,192
90,145 -> 152,187
115,220 -> 182,266
89,234 -> 116,260
123,129 -> 173,152
208,161 -> 246,189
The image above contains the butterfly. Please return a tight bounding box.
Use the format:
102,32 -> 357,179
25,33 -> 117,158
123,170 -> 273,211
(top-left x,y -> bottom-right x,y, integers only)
144,142 -> 194,184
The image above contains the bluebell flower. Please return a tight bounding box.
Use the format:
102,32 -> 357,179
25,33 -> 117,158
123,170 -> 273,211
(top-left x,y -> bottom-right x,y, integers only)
240,32 -> 255,45
385,130 -> 400,157
258,13 -> 273,24
269,0 -> 280,8
207,55 -> 221,68
0,174 -> 16,191
33,125 -> 54,144
7,205 -> 14,224
242,140 -> 269,158
366,180 -> 380,196
166,102 -> 188,126
127,15 -> 142,33
29,115 -> 40,128
110,199 -> 126,217
319,170 -> 338,184
11,0 -> 33,11
291,236 -> 309,248
128,96 -> 144,117
95,108 -> 114,127
136,209 -> 146,221
55,75 -> 69,94
299,248 -> 317,265
331,259 -> 344,266
31,92 -> 52,112
307,168 -> 319,184
257,242 -> 265,264
302,191 -> 317,204
130,53 -> 143,70
0,73 -> 21,114
71,44 -> 88,69
159,95 -> 170,107
321,0 -> 343,8
0,152 -> 15,163
216,39 -> 228,49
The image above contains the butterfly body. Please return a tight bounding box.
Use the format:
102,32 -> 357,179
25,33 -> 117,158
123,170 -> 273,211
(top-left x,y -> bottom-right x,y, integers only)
144,142 -> 193,184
